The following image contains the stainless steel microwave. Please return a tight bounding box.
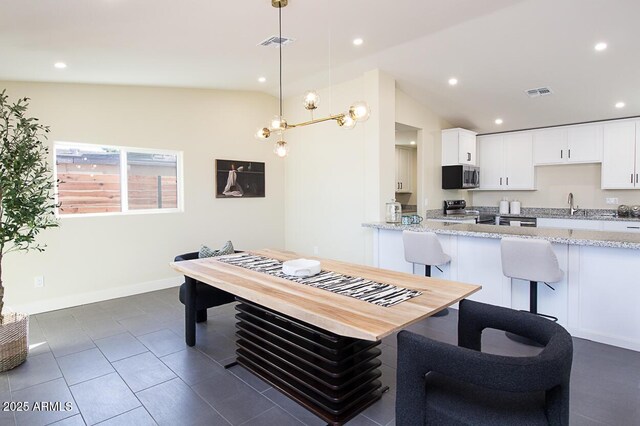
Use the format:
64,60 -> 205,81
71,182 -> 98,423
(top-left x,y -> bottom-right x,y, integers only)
442,165 -> 480,189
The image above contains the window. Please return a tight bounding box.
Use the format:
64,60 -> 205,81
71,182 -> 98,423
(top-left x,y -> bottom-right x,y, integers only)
55,142 -> 182,216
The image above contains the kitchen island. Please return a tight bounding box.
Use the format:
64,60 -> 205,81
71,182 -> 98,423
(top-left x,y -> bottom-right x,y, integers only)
363,221 -> 640,351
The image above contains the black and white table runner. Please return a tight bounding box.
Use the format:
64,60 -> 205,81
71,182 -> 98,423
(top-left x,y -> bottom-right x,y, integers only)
217,253 -> 422,308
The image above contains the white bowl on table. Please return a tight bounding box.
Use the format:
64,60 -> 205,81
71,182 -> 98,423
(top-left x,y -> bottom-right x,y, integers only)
282,259 -> 321,277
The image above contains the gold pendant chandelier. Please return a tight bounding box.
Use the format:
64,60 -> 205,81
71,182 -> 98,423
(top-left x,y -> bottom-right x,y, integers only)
255,0 -> 370,157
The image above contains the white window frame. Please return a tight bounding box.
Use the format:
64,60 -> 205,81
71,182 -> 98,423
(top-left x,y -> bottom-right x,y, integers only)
54,141 -> 184,218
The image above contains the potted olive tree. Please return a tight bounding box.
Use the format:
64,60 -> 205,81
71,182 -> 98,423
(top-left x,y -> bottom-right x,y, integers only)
0,89 -> 58,371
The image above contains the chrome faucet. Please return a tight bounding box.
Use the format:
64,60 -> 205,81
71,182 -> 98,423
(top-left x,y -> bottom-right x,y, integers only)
568,192 -> 579,216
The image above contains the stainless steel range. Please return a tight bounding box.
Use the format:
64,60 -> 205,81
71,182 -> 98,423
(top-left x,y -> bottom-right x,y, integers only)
443,200 -> 496,224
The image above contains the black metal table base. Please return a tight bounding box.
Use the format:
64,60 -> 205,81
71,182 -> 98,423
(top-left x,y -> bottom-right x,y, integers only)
233,298 -> 385,426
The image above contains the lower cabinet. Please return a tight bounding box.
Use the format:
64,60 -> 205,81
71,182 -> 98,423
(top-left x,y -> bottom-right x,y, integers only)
537,218 -> 604,231
602,221 -> 640,233
536,218 -> 640,232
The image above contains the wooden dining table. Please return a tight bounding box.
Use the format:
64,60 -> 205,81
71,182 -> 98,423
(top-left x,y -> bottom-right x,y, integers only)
170,249 -> 481,426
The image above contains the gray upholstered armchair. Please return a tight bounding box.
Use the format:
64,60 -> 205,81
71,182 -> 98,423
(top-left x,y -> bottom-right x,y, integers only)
396,299 -> 573,426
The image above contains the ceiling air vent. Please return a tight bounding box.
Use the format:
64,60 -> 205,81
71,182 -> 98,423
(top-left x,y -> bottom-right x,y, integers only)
259,35 -> 295,47
525,87 -> 554,98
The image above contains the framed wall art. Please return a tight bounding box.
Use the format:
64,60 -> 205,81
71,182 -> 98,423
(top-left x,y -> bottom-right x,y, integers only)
215,159 -> 265,198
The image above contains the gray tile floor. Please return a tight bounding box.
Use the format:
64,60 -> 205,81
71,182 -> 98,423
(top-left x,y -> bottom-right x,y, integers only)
2,287 -> 639,425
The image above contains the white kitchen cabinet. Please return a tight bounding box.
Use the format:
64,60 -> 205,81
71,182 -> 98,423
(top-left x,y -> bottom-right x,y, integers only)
602,121 -> 638,189
442,128 -> 477,166
534,124 -> 603,165
477,133 -> 535,190
395,146 -> 415,193
602,221 -> 640,233
534,128 -> 567,165
504,132 -> 535,189
567,123 -> 603,163
537,218 -> 604,231
477,135 -> 504,190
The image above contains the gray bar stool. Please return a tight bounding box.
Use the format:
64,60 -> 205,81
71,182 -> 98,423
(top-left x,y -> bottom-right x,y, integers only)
500,237 -> 564,345
402,231 -> 451,317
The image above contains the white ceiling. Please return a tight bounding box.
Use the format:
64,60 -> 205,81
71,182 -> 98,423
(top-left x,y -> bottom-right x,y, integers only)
1,0 -> 638,133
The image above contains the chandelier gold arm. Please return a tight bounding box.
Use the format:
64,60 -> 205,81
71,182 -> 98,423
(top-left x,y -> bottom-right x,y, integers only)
286,114 -> 345,129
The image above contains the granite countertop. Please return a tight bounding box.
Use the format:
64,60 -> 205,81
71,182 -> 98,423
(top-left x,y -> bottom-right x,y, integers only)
424,207 -> 640,222
362,221 -> 640,250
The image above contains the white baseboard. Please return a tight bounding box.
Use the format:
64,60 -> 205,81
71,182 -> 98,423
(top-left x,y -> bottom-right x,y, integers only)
568,327 -> 640,353
9,277 -> 182,315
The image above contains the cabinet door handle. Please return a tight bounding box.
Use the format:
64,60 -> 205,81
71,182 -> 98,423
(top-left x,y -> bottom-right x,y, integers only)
568,149 -> 571,159
500,177 -> 503,185
560,150 -> 563,159
636,173 -> 639,184
467,152 -> 471,162
628,226 -> 640,229
506,177 -> 509,185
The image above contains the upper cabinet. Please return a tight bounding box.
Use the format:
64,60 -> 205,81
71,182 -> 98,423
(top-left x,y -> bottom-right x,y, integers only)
601,120 -> 639,189
442,128 -> 477,166
395,146 -> 416,193
477,132 -> 535,190
533,123 -> 602,165
567,123 -> 603,163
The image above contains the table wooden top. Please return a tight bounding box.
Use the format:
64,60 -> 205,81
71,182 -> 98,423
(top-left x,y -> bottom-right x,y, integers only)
170,249 -> 481,341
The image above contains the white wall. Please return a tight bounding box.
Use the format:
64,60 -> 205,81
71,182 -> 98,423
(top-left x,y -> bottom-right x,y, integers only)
1,81 -> 285,313
284,70 -> 455,265
471,163 -> 640,209
283,70 -> 395,265
395,89 -> 468,214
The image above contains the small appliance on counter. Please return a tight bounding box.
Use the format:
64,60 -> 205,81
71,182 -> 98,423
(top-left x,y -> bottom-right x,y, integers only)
618,205 -> 630,217
386,199 -> 402,223
442,165 -> 480,189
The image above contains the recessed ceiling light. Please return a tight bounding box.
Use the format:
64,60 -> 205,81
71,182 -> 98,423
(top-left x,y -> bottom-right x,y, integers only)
448,78 -> 458,86
54,62 -> 67,69
409,141 -> 416,145
594,42 -> 607,51
495,118 -> 503,125
615,101 -> 625,109
353,38 -> 364,46
258,77 -> 266,83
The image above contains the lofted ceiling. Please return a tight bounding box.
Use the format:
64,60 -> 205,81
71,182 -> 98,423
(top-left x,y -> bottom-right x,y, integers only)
0,0 -> 638,133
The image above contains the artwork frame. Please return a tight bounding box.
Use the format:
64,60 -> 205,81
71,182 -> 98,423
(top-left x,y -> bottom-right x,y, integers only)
215,159 -> 265,198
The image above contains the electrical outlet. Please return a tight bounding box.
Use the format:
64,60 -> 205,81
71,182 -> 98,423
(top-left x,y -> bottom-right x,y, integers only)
34,276 -> 44,288
313,246 -> 319,255
424,198 -> 429,208
606,198 -> 619,205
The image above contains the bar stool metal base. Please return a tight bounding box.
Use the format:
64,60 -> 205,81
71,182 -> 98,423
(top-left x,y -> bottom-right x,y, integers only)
505,280 -> 557,347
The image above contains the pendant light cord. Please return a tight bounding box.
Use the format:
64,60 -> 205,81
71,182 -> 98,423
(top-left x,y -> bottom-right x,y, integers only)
279,5 -> 283,117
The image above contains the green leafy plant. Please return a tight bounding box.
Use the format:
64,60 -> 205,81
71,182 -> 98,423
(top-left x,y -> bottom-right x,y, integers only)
0,89 -> 58,318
